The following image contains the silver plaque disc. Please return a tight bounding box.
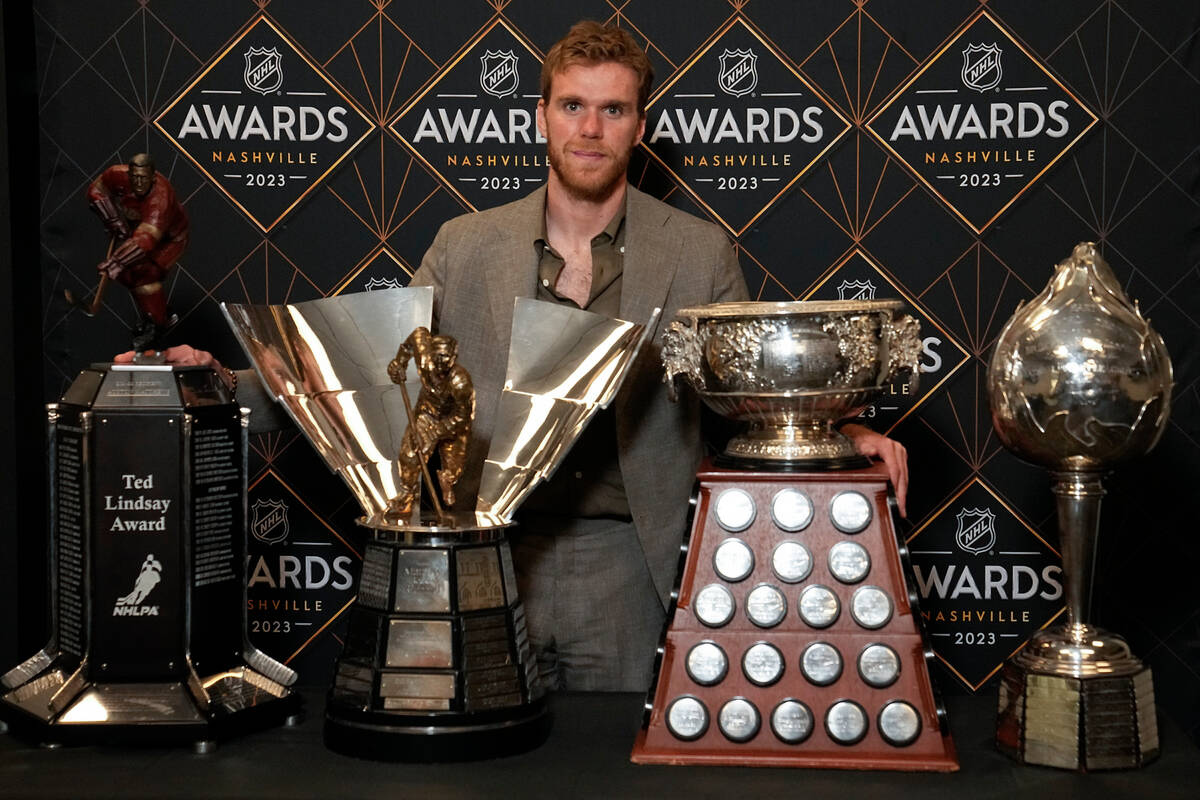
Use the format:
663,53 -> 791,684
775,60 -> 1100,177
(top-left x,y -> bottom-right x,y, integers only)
825,700 -> 868,745
878,700 -> 922,747
800,641 -> 843,686
771,541 -> 813,583
828,540 -> 871,583
858,643 -> 901,688
685,641 -> 729,686
771,699 -> 814,744
718,697 -> 761,743
771,488 -> 813,532
694,583 -> 736,627
798,584 -> 840,628
850,585 -> 893,629
713,538 -> 755,582
666,695 -> 709,741
745,583 -> 787,628
742,642 -> 785,686
713,488 -> 756,532
829,491 -> 872,533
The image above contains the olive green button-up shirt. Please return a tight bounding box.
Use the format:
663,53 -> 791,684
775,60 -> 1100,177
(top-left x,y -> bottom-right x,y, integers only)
523,205 -> 631,519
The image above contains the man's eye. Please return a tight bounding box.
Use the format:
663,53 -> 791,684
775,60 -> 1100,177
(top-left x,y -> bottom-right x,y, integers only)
565,102 -> 581,112
605,106 -> 622,115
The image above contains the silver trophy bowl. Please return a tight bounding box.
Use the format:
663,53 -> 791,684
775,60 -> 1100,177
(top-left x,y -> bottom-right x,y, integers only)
662,300 -> 921,466
988,242 -> 1173,771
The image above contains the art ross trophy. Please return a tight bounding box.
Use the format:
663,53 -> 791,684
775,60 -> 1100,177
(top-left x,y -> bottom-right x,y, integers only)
222,288 -> 654,760
632,301 -> 958,770
988,243 -> 1172,770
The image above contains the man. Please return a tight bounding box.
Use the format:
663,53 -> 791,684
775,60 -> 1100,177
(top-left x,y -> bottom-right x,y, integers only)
129,21 -> 907,692
87,153 -> 189,349
386,327 -> 474,515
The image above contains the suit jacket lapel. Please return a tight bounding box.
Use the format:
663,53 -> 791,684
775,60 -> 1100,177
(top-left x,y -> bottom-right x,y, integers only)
486,186 -> 545,348
620,185 -> 680,337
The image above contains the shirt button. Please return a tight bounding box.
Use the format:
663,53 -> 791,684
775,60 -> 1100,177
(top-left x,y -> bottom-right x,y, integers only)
574,471 -> 583,479
619,246 -> 625,254
541,278 -> 550,287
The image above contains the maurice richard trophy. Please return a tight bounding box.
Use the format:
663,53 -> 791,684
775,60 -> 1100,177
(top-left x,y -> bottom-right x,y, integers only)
632,301 -> 957,770
989,242 -> 1172,771
223,288 -> 653,760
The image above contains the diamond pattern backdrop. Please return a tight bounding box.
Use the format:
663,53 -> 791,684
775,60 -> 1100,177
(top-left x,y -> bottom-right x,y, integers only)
24,0 -> 1200,742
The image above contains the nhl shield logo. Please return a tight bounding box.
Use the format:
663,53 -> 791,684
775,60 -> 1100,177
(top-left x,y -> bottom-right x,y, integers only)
364,276 -> 403,291
251,499 -> 290,545
837,279 -> 877,301
961,43 -> 1002,92
718,48 -> 758,97
955,507 -> 997,554
479,50 -> 519,98
244,46 -> 283,95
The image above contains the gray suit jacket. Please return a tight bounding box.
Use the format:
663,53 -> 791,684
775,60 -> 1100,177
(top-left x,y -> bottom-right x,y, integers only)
411,184 -> 749,606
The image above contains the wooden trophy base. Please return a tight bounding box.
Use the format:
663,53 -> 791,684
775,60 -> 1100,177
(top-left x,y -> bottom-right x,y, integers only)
631,461 -> 957,770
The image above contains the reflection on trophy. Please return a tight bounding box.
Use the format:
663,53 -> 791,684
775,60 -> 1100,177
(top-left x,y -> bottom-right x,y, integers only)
633,301 -> 957,769
0,362 -> 299,750
223,289 -> 654,760
989,243 -> 1172,770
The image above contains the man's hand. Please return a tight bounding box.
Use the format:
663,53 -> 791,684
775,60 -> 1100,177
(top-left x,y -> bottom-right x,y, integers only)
113,345 -> 234,392
115,344 -> 221,369
840,422 -> 908,518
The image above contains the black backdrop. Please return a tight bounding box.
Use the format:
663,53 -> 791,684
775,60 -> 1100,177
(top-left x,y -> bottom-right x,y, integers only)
3,0 -> 1198,743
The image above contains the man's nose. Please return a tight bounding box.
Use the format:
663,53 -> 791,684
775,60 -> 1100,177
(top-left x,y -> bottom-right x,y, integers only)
579,109 -> 603,138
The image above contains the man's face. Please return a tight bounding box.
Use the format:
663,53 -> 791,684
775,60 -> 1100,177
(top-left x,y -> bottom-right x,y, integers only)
129,165 -> 155,197
537,62 -> 646,203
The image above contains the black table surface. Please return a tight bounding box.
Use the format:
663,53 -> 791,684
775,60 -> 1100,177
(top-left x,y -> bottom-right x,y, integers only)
1,691 -> 1196,799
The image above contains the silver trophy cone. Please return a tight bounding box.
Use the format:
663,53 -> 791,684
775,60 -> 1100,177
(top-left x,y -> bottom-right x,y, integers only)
223,289 -> 653,760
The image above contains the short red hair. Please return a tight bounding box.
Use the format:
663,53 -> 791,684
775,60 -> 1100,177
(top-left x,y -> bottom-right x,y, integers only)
541,21 -> 654,115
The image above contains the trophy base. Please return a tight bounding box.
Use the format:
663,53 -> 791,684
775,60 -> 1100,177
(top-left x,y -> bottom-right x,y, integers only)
0,653 -> 301,751
633,461 -> 957,770
323,522 -> 547,760
323,696 -> 550,762
996,624 -> 1159,771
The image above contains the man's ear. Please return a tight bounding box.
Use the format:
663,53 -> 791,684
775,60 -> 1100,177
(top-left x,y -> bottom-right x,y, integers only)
536,98 -> 547,138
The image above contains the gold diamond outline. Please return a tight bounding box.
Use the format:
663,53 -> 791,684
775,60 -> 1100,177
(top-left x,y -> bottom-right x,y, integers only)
801,247 -> 972,434
247,467 -> 363,665
152,14 -> 377,233
863,8 -> 1099,234
907,475 -> 1064,690
387,16 -> 546,211
642,15 -> 852,236
330,244 -> 413,296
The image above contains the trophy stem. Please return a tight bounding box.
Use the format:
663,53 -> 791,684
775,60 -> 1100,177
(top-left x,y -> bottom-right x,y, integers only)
1050,470 -> 1105,631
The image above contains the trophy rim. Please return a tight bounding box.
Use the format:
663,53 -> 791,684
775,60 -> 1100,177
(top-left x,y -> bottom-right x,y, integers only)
675,299 -> 904,318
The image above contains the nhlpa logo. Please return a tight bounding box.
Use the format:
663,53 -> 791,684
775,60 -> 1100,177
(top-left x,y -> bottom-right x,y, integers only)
955,507 -> 997,554
837,279 -> 877,301
961,43 -> 1002,92
113,554 -> 162,616
251,499 -> 290,545
244,46 -> 283,95
479,50 -> 519,98
718,48 -> 758,97
364,277 -> 403,292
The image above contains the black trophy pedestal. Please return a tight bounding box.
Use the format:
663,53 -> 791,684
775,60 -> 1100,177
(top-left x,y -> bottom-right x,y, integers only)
0,363 -> 301,751
324,519 -> 549,761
